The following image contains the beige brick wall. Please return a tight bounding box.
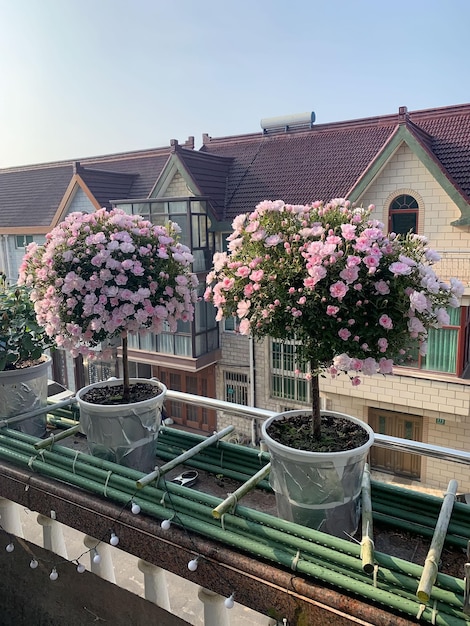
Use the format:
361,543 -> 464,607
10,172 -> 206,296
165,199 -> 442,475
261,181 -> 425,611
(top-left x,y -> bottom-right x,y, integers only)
162,172 -> 193,197
213,143 -> 470,493
360,143 -> 470,284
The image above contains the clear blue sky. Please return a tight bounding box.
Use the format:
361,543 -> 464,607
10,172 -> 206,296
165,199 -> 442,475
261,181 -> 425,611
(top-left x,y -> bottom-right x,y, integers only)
1,0 -> 469,168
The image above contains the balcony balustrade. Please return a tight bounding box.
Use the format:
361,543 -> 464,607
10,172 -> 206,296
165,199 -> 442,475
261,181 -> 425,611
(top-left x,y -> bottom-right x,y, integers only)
0,390 -> 469,625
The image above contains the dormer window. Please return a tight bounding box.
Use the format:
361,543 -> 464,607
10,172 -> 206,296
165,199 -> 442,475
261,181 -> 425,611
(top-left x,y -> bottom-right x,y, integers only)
389,194 -> 418,235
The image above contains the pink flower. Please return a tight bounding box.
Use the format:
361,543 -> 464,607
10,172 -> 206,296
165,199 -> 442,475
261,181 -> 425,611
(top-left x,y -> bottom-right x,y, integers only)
330,281 -> 348,300
379,314 -> 393,330
236,266 -> 250,278
378,337 -> 388,352
239,318 -> 251,334
374,280 -> 390,295
409,291 -> 428,312
378,358 -> 394,374
340,223 -> 357,240
389,262 -> 412,276
326,305 -> 340,316
351,376 -> 361,387
237,300 -> 251,318
250,269 -> 264,282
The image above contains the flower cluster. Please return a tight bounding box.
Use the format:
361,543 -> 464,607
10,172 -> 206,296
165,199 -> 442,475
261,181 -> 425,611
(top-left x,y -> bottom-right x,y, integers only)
19,208 -> 199,358
205,199 -> 464,382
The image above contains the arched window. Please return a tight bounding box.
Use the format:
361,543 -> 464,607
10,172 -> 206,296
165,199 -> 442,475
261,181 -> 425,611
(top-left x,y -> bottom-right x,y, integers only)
389,194 -> 418,235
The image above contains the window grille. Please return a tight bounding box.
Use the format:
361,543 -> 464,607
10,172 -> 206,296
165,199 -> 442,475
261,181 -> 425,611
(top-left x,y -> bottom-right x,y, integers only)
271,339 -> 309,403
224,371 -> 248,405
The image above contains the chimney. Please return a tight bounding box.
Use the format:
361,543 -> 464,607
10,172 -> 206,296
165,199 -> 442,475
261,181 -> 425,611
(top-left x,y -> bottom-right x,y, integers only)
184,136 -> 195,150
398,106 -> 408,121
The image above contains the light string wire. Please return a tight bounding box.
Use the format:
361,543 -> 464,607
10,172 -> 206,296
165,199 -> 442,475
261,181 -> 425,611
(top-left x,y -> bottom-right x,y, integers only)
1,464 -> 236,605
0,467 -> 141,578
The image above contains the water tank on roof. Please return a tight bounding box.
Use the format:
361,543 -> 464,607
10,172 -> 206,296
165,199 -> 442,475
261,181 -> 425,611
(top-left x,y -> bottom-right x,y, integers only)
260,111 -> 316,132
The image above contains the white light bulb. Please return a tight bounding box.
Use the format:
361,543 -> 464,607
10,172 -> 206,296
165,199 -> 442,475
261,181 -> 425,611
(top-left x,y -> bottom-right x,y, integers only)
110,532 -> 119,546
188,558 -> 198,572
131,502 -> 141,515
77,562 -> 86,573
29,558 -> 39,569
5,543 -> 14,553
49,568 -> 58,581
92,551 -> 101,564
161,519 -> 171,530
224,594 -> 235,609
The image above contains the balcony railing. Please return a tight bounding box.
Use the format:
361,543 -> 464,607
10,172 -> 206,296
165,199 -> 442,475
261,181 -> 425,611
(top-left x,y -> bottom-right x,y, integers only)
0,390 -> 469,625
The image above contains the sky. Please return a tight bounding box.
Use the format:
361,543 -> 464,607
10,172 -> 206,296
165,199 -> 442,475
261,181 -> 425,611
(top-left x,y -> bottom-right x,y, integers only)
0,0 -> 469,168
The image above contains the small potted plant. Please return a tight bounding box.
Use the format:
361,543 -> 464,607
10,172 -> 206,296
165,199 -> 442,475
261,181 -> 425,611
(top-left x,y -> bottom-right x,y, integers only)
205,198 -> 464,535
0,275 -> 56,436
19,207 -> 198,470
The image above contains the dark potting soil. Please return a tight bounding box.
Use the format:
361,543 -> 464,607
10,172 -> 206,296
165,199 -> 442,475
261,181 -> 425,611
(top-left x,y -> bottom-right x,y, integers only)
4,356 -> 47,371
80,382 -> 161,405
267,413 -> 369,453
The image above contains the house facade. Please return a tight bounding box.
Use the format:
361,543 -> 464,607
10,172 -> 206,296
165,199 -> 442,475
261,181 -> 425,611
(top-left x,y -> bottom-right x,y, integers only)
1,103 -> 469,491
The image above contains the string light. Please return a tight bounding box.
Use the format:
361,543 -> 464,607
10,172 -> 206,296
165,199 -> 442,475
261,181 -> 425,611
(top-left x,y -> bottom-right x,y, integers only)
187,557 -> 199,571
0,478 -> 239,604
49,568 -> 58,581
109,532 -> 119,546
224,593 -> 235,609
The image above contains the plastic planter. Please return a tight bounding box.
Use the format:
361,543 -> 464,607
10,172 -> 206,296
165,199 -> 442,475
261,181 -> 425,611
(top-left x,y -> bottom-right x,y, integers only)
0,355 -> 51,437
76,378 -> 167,473
261,410 -> 374,537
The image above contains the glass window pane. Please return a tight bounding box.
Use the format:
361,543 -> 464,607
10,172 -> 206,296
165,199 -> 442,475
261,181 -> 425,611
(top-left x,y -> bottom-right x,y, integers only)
391,213 -> 417,235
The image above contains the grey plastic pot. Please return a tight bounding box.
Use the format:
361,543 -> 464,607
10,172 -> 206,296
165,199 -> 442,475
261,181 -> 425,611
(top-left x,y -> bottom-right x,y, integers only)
0,355 -> 51,438
76,377 -> 167,473
261,409 -> 374,537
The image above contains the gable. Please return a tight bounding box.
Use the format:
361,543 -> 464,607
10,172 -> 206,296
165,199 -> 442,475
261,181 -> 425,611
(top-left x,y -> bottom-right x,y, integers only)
67,186 -> 97,214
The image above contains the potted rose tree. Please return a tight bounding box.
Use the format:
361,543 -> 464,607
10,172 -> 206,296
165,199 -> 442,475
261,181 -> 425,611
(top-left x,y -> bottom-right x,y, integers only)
205,198 -> 464,535
19,207 -> 198,471
0,276 -> 56,437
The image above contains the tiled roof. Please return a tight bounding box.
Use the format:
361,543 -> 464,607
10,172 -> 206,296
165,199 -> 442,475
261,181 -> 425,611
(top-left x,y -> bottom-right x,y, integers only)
414,106 -> 470,200
78,166 -> 137,209
0,163 -> 73,227
176,148 -> 233,212
200,123 -> 395,220
0,147 -> 172,229
80,149 -> 171,201
200,103 -> 470,221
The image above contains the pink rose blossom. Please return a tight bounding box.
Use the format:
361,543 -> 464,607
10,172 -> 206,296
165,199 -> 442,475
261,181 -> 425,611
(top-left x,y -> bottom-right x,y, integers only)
379,314 -> 393,330
330,281 -> 348,300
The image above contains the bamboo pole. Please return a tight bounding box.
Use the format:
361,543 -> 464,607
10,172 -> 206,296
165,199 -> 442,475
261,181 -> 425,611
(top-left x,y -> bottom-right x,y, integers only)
34,424 -> 81,449
0,397 -> 77,427
136,425 -> 234,488
416,479 -> 458,603
0,430 -> 469,620
361,463 -> 374,574
463,541 -> 470,616
212,463 -> 271,518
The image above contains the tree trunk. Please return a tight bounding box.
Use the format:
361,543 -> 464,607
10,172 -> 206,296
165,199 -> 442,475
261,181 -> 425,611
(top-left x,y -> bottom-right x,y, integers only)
310,360 -> 321,440
122,334 -> 130,403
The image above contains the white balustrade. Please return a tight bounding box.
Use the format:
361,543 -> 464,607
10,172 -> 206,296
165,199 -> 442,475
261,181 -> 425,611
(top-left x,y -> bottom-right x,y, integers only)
0,497 -> 24,537
137,559 -> 171,610
84,534 -> 116,583
37,513 -> 68,558
198,587 -> 231,626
